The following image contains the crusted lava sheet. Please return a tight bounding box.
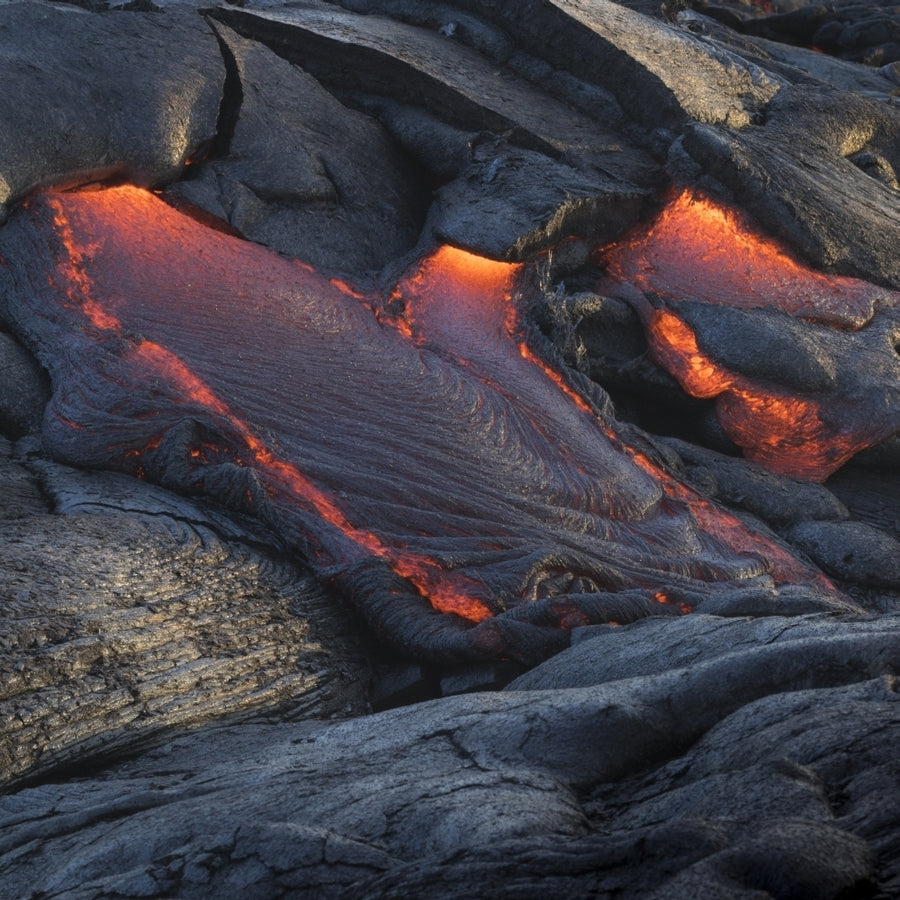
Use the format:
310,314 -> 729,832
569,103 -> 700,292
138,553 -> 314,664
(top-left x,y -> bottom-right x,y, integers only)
0,186 -> 849,662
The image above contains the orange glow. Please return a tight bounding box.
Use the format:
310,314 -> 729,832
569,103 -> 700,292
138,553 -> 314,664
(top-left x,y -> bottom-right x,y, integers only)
396,245 -> 600,423
597,187 -> 891,329
46,195 -> 121,332
392,556 -> 493,622
646,309 -> 868,481
133,341 -> 232,417
517,340 -> 595,415
329,276 -> 366,299
29,185 -> 845,641
396,244 -> 522,346
45,189 -> 494,623
648,310 -> 733,399
594,188 -> 899,481
653,591 -> 692,615
421,244 -> 521,298
623,416 -> 833,586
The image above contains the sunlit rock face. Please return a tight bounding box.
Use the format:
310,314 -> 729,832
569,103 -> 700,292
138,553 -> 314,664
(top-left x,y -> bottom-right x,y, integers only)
0,3 -> 223,216
0,186 -> 847,662
595,189 -> 900,481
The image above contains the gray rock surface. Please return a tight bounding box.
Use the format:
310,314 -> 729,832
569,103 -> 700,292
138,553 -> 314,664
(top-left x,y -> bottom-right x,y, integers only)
427,145 -> 651,260
0,2 -> 222,214
661,436 -> 850,528
449,0 -> 783,129
0,331 -> 46,437
168,21 -> 427,275
211,1 -> 663,258
785,520 -> 900,589
0,612 -> 896,897
679,85 -> 900,288
0,439 -> 371,789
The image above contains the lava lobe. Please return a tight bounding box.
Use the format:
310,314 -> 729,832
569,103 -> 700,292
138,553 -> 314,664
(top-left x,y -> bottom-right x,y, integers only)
0,185 -> 848,662
595,188 -> 900,481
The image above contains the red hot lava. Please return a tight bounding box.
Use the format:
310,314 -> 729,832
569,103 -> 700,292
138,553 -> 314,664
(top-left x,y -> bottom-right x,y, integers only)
0,185 -> 850,662
595,188 -> 899,481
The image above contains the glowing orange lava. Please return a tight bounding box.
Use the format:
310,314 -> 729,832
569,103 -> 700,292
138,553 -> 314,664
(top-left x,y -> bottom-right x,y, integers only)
597,188 -> 889,328
395,244 -> 522,348
594,188 -> 899,481
3,184 -> 851,659
44,186 -> 493,624
647,308 -> 870,481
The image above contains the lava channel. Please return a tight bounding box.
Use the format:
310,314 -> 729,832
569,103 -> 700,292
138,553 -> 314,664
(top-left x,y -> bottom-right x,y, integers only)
0,185 -> 852,662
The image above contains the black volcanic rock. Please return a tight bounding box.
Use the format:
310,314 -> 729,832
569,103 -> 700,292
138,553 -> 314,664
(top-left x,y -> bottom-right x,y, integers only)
785,519 -> 900,590
0,0 -> 897,897
210,1 -> 663,258
679,84 -> 900,288
0,332 -> 46,438
427,144 -> 651,259
0,2 -> 222,215
212,1 -> 661,185
741,0 -> 900,66
167,21 -> 428,275
0,441 -> 372,788
0,611 -> 896,897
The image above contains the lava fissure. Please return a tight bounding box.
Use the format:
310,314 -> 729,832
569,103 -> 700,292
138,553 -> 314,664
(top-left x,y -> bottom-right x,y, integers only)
0,185 -> 853,662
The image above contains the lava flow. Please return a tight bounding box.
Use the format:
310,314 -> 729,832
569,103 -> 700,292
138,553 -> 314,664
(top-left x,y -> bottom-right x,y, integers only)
595,188 -> 900,481
0,185 -> 851,662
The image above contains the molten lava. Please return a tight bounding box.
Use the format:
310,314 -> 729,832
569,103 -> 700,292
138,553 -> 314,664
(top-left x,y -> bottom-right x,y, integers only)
0,185 -> 850,662
598,188 -> 884,328
596,188 -> 899,480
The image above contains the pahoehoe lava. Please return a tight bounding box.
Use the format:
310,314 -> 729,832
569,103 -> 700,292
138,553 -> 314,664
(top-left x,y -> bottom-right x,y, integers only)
594,188 -> 900,481
0,185 -> 852,662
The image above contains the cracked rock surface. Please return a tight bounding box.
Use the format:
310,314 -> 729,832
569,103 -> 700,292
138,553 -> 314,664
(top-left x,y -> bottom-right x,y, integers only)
0,437 -> 372,789
1,612 -> 897,898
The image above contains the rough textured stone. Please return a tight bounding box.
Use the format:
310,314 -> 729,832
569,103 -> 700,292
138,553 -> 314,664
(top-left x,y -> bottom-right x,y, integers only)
212,2 -> 660,187
0,448 -> 371,788
662,437 -> 850,528
0,613 -> 896,897
0,2 -> 222,215
785,520 -> 900,590
0,1 -> 898,896
448,0 -> 783,130
0,331 -> 46,437
168,21 -> 427,276
679,85 -> 900,288
427,144 -> 651,259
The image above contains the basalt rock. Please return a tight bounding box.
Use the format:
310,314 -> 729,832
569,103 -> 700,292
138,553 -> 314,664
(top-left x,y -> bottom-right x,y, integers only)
0,438 -> 371,788
0,612 -> 896,897
167,21 -> 427,275
740,0 -> 900,67
212,2 -> 660,186
0,0 -> 899,896
0,2 -> 222,215
211,1 -> 662,257
0,332 -> 47,438
677,84 -> 900,288
426,145 -> 651,260
593,188 -> 900,480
